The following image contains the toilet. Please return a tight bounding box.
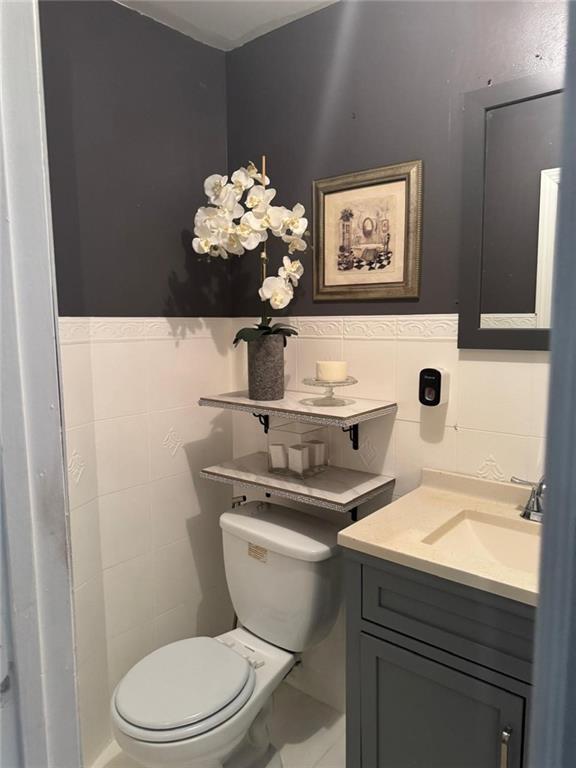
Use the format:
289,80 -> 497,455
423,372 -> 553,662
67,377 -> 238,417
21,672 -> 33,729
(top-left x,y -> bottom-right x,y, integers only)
111,501 -> 341,768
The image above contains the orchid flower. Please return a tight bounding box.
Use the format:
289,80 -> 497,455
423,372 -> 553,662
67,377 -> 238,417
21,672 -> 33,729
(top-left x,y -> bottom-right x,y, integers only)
247,161 -> 270,186
236,220 -> 266,251
266,206 -> 289,235
220,232 -> 244,256
203,174 -> 228,204
258,276 -> 294,310
278,256 -> 304,286
216,184 -> 243,215
231,167 -> 254,193
283,203 -> 308,236
282,233 -> 307,254
193,165 -> 309,310
245,185 -> 276,215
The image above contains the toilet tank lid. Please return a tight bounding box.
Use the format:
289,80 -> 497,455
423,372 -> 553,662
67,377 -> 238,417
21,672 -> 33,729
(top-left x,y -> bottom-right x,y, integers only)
220,502 -> 339,562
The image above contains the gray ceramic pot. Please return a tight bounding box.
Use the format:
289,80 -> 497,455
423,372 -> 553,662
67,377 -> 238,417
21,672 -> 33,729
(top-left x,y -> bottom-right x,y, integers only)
247,334 -> 285,401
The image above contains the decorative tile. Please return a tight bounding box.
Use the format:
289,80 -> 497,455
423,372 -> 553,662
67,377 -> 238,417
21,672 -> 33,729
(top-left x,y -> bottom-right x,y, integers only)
58,318 -> 92,344
298,318 -> 343,338
396,315 -> 458,339
480,314 -> 537,329
454,429 -> 543,483
162,427 -> 183,457
59,317 -> 232,344
476,454 -> 506,481
68,449 -> 86,485
343,316 -> 397,338
89,318 -> 150,342
149,406 -> 232,480
65,424 -> 98,509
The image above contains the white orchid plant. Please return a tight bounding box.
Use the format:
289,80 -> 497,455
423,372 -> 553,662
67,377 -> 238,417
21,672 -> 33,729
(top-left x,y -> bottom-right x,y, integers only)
192,158 -> 307,347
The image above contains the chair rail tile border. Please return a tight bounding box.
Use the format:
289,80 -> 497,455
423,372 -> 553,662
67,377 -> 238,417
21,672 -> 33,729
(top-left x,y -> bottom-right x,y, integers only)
59,315 -> 459,344
58,317 -> 233,343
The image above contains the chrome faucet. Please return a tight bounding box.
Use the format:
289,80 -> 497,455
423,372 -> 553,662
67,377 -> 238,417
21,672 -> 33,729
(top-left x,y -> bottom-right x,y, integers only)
511,476 -> 546,523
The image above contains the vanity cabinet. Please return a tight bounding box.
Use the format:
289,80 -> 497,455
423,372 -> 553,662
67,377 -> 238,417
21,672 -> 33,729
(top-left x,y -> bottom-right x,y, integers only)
345,552 -> 535,768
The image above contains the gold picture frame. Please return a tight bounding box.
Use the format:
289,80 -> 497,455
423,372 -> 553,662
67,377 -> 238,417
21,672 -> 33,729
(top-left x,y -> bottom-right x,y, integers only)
313,160 -> 422,301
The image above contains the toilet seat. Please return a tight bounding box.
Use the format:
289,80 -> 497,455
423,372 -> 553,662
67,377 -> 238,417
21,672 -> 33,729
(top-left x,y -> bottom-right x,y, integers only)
113,637 -> 256,743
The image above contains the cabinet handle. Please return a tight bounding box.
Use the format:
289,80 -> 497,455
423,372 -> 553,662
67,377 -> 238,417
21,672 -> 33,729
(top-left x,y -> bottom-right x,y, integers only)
500,727 -> 512,768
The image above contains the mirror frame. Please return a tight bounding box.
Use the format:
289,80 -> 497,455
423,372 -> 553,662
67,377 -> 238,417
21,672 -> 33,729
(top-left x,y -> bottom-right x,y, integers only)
458,71 -> 564,350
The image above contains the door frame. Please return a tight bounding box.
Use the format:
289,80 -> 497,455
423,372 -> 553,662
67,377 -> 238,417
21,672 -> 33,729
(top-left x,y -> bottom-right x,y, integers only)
528,4 -> 576,766
0,0 -> 81,765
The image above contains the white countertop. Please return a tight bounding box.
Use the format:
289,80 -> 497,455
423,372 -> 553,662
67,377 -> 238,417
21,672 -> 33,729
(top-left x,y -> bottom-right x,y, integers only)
338,469 -> 540,606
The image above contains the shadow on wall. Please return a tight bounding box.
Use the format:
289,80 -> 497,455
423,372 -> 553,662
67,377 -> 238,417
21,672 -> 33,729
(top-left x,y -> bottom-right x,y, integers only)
184,410 -> 235,635
164,228 -> 232,323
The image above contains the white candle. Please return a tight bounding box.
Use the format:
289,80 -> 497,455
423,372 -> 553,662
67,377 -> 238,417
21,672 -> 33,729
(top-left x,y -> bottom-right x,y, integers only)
316,360 -> 348,382
288,444 -> 310,475
268,444 -> 288,470
303,440 -> 326,467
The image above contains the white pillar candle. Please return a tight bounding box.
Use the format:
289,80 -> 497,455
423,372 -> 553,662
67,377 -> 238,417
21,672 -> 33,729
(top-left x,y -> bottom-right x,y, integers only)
268,444 -> 288,470
316,360 -> 348,382
303,440 -> 326,467
288,444 -> 310,475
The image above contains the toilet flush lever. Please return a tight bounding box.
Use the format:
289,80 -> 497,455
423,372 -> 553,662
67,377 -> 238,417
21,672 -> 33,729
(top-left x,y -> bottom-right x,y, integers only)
232,495 -> 247,509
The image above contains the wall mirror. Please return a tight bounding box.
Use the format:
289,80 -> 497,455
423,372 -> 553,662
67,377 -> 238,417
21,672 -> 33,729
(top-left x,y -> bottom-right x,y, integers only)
458,72 -> 564,350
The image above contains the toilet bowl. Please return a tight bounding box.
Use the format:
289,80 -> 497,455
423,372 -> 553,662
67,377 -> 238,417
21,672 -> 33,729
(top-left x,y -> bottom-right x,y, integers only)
112,628 -> 294,768
112,502 -> 340,768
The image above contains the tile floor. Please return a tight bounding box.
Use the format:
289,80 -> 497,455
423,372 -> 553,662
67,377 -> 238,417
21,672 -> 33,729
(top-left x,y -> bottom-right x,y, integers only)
91,684 -> 345,768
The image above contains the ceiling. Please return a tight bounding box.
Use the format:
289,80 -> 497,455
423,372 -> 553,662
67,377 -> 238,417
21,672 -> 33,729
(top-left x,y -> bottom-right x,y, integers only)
118,0 -> 339,51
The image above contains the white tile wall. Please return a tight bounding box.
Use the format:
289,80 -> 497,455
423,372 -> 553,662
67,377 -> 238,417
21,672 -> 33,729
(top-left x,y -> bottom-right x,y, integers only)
59,317 -> 235,768
230,314 -> 550,713
61,313 -> 550,766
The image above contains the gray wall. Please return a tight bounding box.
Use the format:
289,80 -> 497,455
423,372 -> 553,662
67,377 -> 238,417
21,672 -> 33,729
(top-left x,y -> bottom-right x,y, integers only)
41,1 -> 567,319
40,0 -> 229,317
227,1 -> 567,318
481,92 -> 563,314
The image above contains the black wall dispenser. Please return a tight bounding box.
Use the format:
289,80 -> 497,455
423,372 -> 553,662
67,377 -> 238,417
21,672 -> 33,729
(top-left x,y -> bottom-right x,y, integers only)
419,368 -> 449,407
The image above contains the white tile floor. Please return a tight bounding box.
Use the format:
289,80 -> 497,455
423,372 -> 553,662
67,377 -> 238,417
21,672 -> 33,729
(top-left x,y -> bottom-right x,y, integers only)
92,684 -> 345,768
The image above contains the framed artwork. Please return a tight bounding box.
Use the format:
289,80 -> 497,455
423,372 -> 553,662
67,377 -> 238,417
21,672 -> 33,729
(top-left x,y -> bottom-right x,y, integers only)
313,160 -> 422,301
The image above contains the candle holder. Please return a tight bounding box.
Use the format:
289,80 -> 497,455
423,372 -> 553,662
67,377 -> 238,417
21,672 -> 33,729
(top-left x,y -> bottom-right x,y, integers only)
301,376 -> 357,407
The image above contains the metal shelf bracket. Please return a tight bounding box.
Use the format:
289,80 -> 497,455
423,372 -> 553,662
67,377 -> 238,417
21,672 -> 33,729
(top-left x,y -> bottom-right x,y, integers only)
342,424 -> 359,451
253,413 -> 270,434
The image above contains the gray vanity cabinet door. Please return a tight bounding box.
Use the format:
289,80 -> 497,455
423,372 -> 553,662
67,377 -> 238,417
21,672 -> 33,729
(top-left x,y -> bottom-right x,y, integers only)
360,634 -> 526,768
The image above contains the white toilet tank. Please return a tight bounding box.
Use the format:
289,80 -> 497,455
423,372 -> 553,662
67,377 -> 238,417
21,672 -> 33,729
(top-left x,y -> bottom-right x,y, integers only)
220,501 -> 341,652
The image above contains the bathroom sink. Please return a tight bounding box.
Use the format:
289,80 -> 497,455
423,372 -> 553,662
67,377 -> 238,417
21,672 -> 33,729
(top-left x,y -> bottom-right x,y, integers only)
422,509 -> 540,575
339,469 -> 541,604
